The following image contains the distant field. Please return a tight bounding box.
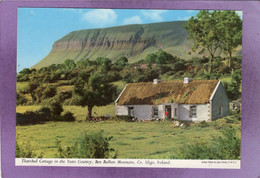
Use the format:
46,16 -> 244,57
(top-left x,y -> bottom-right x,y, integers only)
16,105 -> 241,158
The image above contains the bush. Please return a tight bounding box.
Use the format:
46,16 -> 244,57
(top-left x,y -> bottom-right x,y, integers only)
56,131 -> 116,158
62,111 -> 76,122
57,91 -> 72,103
16,141 -> 43,158
50,101 -> 63,116
17,92 -> 28,105
214,118 -> 227,130
197,120 -> 209,128
174,126 -> 240,159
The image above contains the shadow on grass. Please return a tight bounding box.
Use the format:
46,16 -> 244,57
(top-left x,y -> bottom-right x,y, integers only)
16,112 -> 51,126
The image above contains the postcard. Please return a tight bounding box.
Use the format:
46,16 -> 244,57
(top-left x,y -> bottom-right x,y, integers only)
1,1 -> 260,178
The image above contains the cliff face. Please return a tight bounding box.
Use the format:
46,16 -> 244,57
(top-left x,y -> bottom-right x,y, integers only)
33,21 -> 193,68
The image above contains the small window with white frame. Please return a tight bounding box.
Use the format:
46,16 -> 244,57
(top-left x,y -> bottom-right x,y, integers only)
153,106 -> 158,118
190,106 -> 197,118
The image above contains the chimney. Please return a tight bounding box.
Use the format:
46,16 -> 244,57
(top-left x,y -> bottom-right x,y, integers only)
184,77 -> 192,84
153,79 -> 161,84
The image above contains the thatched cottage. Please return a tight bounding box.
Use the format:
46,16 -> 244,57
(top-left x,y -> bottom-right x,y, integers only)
115,78 -> 229,122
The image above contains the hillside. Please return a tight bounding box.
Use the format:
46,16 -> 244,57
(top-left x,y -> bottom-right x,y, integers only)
33,21 -> 195,69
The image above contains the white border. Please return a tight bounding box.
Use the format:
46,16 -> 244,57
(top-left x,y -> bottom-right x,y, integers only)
16,158 -> 240,169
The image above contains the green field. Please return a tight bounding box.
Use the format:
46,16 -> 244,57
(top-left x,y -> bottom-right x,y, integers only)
16,105 -> 241,159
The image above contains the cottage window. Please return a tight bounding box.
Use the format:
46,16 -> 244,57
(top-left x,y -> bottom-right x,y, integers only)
190,106 -> 197,118
153,106 -> 158,117
128,107 -> 134,117
219,106 -> 223,117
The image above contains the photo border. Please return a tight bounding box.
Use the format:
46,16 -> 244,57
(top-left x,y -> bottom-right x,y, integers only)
1,0 -> 260,177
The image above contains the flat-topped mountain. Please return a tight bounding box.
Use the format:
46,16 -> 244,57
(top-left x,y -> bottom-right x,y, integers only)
33,21 -> 241,69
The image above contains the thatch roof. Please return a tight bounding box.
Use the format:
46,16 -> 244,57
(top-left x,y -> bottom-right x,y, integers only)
116,80 -> 219,105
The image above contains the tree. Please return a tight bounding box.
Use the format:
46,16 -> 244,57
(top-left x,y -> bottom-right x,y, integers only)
95,57 -> 112,72
223,69 -> 241,101
74,72 -> 117,120
63,59 -> 76,70
155,49 -> 175,65
184,11 -> 223,73
27,81 -> 40,102
114,56 -> 128,68
217,11 -> 242,68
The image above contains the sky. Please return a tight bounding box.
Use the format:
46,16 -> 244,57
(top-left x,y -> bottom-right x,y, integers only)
17,8 -> 242,72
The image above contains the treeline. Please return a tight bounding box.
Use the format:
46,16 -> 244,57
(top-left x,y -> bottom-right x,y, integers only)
17,49 -> 242,108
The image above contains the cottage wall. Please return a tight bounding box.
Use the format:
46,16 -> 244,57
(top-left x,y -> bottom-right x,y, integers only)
134,105 -> 153,120
116,105 -> 153,120
158,105 -> 165,119
211,82 -> 229,120
116,105 -> 128,116
178,104 -> 210,122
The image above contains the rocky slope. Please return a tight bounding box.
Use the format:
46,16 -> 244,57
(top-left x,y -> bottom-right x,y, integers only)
33,21 -> 194,68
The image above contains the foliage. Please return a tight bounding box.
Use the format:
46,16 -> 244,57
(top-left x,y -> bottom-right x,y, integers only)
57,91 -> 73,103
223,69 -> 241,101
95,57 -> 112,72
34,84 -> 57,102
114,56 -> 128,68
184,10 -> 242,72
56,131 -> 116,158
217,11 -> 242,68
17,92 -> 28,105
74,71 -> 117,119
50,101 -> 63,116
63,59 -> 76,70
62,111 -> 76,122
175,126 -> 240,159
197,120 -> 209,128
16,141 -> 43,158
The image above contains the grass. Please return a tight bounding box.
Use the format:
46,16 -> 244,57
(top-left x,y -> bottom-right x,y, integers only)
16,105 -> 241,159
17,82 -> 29,92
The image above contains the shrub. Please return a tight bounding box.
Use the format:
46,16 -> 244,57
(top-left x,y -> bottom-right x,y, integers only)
17,92 -> 28,105
16,141 -> 43,158
197,121 -> 209,128
214,118 -> 227,130
62,111 -> 76,122
56,131 -> 116,158
174,126 -> 240,160
50,101 -> 63,116
57,91 -> 72,103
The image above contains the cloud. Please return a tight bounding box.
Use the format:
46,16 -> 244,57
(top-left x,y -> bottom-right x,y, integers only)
123,16 -> 143,25
82,9 -> 117,27
63,8 -> 83,13
141,10 -> 167,22
187,10 -> 195,13
177,16 -> 192,21
29,10 -> 35,16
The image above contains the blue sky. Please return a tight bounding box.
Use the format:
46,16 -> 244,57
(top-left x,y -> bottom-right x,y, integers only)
17,8 -> 242,72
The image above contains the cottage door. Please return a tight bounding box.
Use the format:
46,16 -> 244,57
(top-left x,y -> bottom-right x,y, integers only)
165,106 -> 172,119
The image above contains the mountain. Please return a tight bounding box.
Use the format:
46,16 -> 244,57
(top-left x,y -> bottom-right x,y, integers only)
33,21 -> 197,68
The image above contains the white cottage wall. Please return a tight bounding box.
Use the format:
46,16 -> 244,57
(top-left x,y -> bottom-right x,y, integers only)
178,104 -> 210,122
134,105 -> 153,120
158,105 -> 165,119
116,105 -> 128,116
